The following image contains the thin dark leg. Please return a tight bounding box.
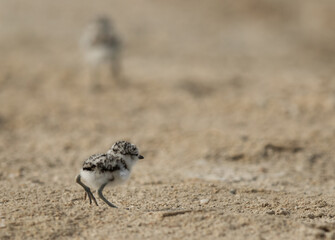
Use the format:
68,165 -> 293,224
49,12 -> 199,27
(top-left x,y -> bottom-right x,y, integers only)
75,175 -> 98,206
90,65 -> 101,91
98,183 -> 118,208
111,60 -> 120,81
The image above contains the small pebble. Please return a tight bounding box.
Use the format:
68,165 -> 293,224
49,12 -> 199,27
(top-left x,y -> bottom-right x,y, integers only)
200,199 -> 210,205
230,189 -> 237,195
0,219 -> 6,228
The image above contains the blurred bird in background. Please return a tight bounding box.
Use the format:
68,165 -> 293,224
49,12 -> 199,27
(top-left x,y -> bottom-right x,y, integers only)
80,16 -> 122,88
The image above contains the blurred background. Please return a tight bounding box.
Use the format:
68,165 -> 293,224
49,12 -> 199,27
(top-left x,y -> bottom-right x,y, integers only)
2,0 -> 335,189
1,0 -> 335,188
2,0 -> 335,238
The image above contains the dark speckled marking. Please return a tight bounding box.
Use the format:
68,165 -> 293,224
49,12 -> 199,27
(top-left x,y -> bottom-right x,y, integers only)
82,154 -> 129,173
110,140 -> 139,156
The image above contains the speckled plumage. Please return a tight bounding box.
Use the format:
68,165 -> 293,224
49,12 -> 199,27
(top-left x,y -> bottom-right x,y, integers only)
82,153 -> 128,173
108,140 -> 140,156
76,141 -> 144,208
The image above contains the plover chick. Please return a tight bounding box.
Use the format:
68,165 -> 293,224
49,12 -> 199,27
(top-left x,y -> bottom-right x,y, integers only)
76,141 -> 144,208
80,16 -> 122,84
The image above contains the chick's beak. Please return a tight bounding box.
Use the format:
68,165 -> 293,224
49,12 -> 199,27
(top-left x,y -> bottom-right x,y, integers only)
138,155 -> 144,159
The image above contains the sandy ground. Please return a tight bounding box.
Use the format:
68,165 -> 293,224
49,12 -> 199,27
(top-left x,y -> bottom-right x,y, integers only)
1,0 -> 335,239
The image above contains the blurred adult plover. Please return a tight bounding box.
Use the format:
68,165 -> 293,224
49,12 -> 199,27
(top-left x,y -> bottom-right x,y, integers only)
80,16 -> 122,84
76,141 -> 144,208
